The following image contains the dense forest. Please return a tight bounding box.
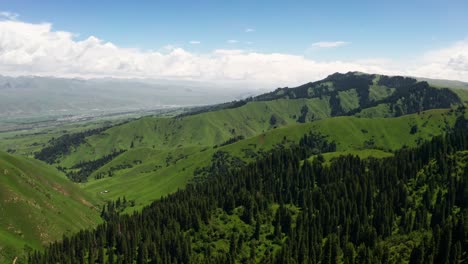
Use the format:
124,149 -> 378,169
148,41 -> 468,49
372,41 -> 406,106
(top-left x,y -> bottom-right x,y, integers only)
29,113 -> 468,263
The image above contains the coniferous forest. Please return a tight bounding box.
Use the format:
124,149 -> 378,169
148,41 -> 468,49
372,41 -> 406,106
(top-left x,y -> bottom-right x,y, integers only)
29,115 -> 468,264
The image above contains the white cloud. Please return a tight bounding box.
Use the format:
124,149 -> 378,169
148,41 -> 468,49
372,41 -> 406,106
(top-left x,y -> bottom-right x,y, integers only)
0,19 -> 467,87
245,28 -> 255,33
408,39 -> 468,81
0,11 -> 19,20
311,41 -> 349,48
227,39 -> 239,44
189,40 -> 201,44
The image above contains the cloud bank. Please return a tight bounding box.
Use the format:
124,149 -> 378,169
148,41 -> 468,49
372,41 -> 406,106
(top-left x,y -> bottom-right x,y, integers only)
411,39 -> 468,82
0,19 -> 467,88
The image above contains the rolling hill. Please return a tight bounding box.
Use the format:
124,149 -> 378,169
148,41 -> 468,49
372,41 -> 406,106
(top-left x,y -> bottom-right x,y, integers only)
2,72 -> 468,262
51,109 -> 467,211
24,72 -> 467,210
38,73 -> 464,166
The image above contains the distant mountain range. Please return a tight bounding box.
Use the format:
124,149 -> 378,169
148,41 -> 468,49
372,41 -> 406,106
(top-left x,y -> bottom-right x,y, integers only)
0,75 -> 258,119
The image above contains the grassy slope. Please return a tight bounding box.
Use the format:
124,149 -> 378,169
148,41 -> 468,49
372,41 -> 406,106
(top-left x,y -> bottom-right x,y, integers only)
56,74 -> 466,169
80,109 -> 463,211
0,152 -> 101,262
58,97 -> 332,167
453,89 -> 468,104
0,120 -> 118,157
311,109 -> 458,151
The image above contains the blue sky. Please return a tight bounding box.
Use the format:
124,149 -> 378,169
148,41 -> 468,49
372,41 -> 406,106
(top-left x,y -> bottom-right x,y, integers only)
0,0 -> 467,85
3,0 -> 467,58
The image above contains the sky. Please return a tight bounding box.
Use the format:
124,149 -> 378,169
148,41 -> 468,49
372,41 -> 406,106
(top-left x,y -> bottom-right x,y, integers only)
0,0 -> 467,87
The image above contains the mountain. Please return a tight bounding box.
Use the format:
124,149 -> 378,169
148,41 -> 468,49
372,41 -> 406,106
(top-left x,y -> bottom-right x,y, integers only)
183,72 -> 462,117
26,73 -> 467,209
3,72 -> 468,262
0,151 -> 101,262
33,109 -> 462,211
31,115 -> 468,263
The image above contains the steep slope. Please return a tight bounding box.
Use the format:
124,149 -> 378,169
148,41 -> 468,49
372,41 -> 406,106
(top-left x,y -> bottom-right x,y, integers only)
0,152 -> 101,262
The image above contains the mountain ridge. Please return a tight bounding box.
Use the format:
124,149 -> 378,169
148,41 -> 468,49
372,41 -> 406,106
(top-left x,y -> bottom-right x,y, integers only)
2,72 -> 468,262
29,73 -> 467,191
180,72 -> 463,117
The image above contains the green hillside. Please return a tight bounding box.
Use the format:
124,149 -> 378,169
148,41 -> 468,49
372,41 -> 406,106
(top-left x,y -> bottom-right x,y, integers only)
37,75 -> 463,169
0,151 -> 102,263
32,119 -> 468,263
54,97 -> 331,167
3,73 -> 464,213
39,73 -> 463,166
1,73 -> 468,262
190,72 -> 462,118
0,119 -> 119,157
72,109 -> 465,210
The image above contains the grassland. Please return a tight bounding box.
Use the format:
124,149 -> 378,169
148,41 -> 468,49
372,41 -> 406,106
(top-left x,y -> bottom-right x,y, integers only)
0,151 -> 102,262
56,97 -> 333,167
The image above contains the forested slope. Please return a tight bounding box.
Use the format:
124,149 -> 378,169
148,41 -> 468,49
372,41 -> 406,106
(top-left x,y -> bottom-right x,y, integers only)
30,114 -> 468,263
27,73 -> 466,212
56,109 -> 466,210
6,73 -> 466,263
